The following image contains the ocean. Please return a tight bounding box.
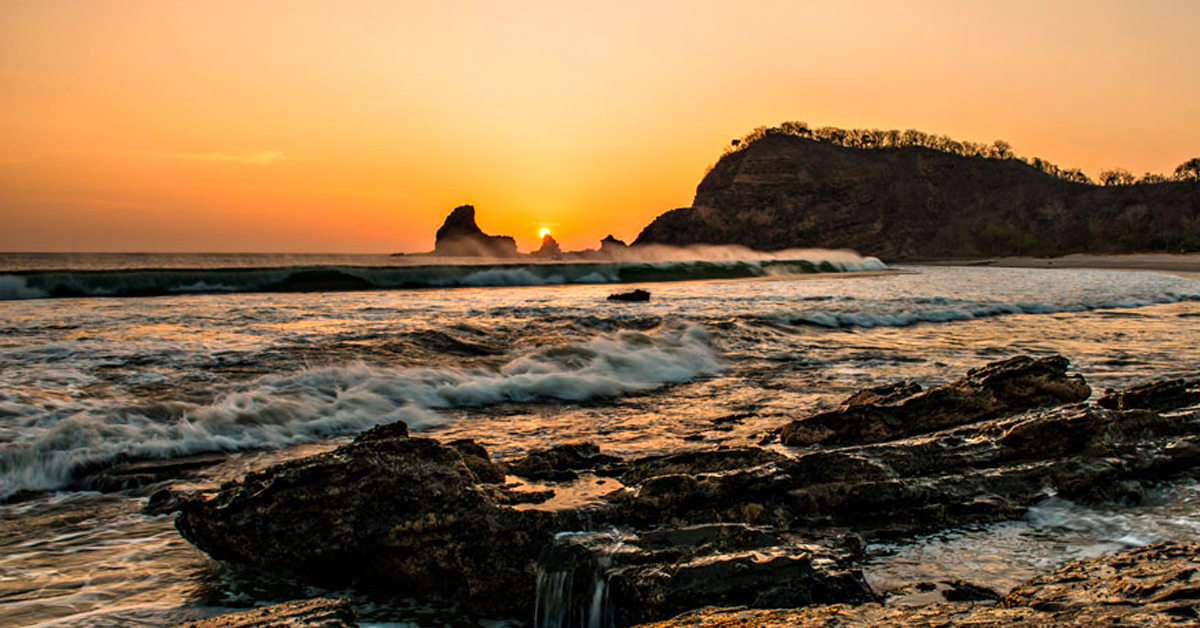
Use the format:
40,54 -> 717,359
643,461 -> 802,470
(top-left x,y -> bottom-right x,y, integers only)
1,252 -> 1199,626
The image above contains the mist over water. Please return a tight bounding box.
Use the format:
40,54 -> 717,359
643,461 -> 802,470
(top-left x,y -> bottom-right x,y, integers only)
1,260 -> 1199,626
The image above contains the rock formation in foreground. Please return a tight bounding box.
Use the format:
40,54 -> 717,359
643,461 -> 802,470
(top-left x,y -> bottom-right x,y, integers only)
175,358 -> 1200,625
634,132 -> 1200,259
172,598 -> 356,628
635,542 -> 1200,628
433,205 -> 519,257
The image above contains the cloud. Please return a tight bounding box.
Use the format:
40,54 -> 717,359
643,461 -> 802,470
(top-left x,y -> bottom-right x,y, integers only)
62,149 -> 286,165
0,158 -> 29,165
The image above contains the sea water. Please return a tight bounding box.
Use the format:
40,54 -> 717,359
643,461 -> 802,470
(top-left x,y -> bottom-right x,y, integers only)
1,253 -> 1199,626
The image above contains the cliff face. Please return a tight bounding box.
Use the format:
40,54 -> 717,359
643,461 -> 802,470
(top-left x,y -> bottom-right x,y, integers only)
634,134 -> 1200,259
434,205 -> 519,257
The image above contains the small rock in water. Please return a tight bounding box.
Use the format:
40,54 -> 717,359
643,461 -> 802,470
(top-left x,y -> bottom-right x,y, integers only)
607,289 -> 650,302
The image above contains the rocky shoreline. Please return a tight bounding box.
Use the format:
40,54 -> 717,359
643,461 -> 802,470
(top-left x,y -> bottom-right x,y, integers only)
170,356 -> 1200,627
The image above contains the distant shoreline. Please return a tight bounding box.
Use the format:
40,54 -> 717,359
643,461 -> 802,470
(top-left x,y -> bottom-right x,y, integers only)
911,253 -> 1200,280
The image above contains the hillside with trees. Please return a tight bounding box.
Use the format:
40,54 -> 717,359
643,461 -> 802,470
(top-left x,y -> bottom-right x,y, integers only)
635,124 -> 1200,259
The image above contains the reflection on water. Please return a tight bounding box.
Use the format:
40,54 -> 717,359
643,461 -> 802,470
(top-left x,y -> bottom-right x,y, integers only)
0,267 -> 1198,625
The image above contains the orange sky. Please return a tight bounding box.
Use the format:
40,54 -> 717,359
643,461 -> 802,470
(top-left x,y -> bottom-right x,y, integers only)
2,0 -> 1199,253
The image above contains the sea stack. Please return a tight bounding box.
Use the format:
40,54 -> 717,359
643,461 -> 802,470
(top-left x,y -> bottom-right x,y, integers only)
599,234 -> 629,257
532,233 -> 561,258
434,205 -> 519,257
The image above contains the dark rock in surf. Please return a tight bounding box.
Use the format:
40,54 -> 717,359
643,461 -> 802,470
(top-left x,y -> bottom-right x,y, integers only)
176,421 -> 559,616
632,542 -> 1200,628
608,289 -> 651,302
504,442 -> 621,482
434,205 -> 519,257
171,598 -> 358,628
780,355 -> 1090,447
1098,378 -> 1200,412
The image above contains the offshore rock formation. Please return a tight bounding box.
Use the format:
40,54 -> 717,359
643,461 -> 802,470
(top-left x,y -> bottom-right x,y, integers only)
532,232 -> 562,258
176,358 -> 1200,625
634,543 -> 1200,628
634,133 -> 1200,259
434,205 -> 519,257
599,235 -> 629,256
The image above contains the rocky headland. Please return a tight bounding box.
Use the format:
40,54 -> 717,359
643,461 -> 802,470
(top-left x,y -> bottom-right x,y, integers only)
634,130 -> 1200,260
173,356 -> 1200,626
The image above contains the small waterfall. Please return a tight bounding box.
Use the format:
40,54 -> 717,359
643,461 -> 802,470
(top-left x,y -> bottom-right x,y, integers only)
534,529 -> 628,628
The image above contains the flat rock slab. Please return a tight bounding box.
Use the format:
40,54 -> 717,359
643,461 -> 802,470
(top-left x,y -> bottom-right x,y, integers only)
172,599 -> 357,628
632,542 -> 1200,628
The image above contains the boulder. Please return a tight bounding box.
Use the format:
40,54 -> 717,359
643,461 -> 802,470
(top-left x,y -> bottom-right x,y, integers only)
433,205 -> 519,257
176,421 -> 561,616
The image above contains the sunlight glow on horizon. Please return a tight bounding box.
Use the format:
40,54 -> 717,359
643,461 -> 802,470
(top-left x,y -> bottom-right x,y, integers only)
2,0 -> 1198,253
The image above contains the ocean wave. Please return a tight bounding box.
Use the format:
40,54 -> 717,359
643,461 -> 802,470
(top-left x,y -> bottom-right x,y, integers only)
787,293 -> 1200,329
0,324 -> 720,499
0,253 -> 887,301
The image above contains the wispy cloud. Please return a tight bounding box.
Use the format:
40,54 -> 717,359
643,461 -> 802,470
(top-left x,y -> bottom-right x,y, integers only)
61,149 -> 286,165
0,158 -> 29,165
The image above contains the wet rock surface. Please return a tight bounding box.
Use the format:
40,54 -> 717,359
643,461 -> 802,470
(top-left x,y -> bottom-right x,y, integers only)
176,423 -> 561,616
632,542 -> 1200,627
171,598 -> 357,628
780,355 -> 1090,447
176,356 -> 1200,625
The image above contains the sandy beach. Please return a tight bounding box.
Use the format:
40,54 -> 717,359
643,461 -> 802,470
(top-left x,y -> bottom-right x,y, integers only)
920,253 -> 1200,280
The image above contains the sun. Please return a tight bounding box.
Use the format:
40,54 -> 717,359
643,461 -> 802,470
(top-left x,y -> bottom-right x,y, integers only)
539,228 -> 551,239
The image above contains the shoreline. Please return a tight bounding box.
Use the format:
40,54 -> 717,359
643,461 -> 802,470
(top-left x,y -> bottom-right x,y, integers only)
908,252 -> 1200,280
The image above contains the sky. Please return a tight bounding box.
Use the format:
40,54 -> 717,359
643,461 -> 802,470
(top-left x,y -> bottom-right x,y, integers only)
2,0 -> 1199,253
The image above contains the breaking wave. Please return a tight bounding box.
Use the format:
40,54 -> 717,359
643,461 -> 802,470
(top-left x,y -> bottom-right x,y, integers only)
0,252 -> 886,301
0,324 -> 720,499
787,293 -> 1200,329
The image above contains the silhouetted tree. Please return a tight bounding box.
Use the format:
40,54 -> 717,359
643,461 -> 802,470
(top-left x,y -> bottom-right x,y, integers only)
989,140 -> 1014,159
1174,158 -> 1200,181
1100,168 -> 1136,186
1139,172 -> 1168,184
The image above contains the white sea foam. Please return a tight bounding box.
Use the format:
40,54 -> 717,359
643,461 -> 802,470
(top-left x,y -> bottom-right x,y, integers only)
0,324 -> 720,499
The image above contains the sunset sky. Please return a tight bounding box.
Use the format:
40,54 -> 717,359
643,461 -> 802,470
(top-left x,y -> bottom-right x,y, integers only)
2,0 -> 1198,253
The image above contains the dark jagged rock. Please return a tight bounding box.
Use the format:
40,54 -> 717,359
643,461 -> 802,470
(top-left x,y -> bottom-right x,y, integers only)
176,421 -> 561,616
433,205 -> 519,257
633,132 -> 1200,259
539,524 -> 875,628
600,235 -> 629,256
631,543 -> 1200,627
171,598 -> 357,628
532,233 -> 562,258
608,289 -> 650,302
624,404 -> 1200,534
780,356 -> 1090,447
1099,378 -> 1200,412
504,442 -> 621,482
